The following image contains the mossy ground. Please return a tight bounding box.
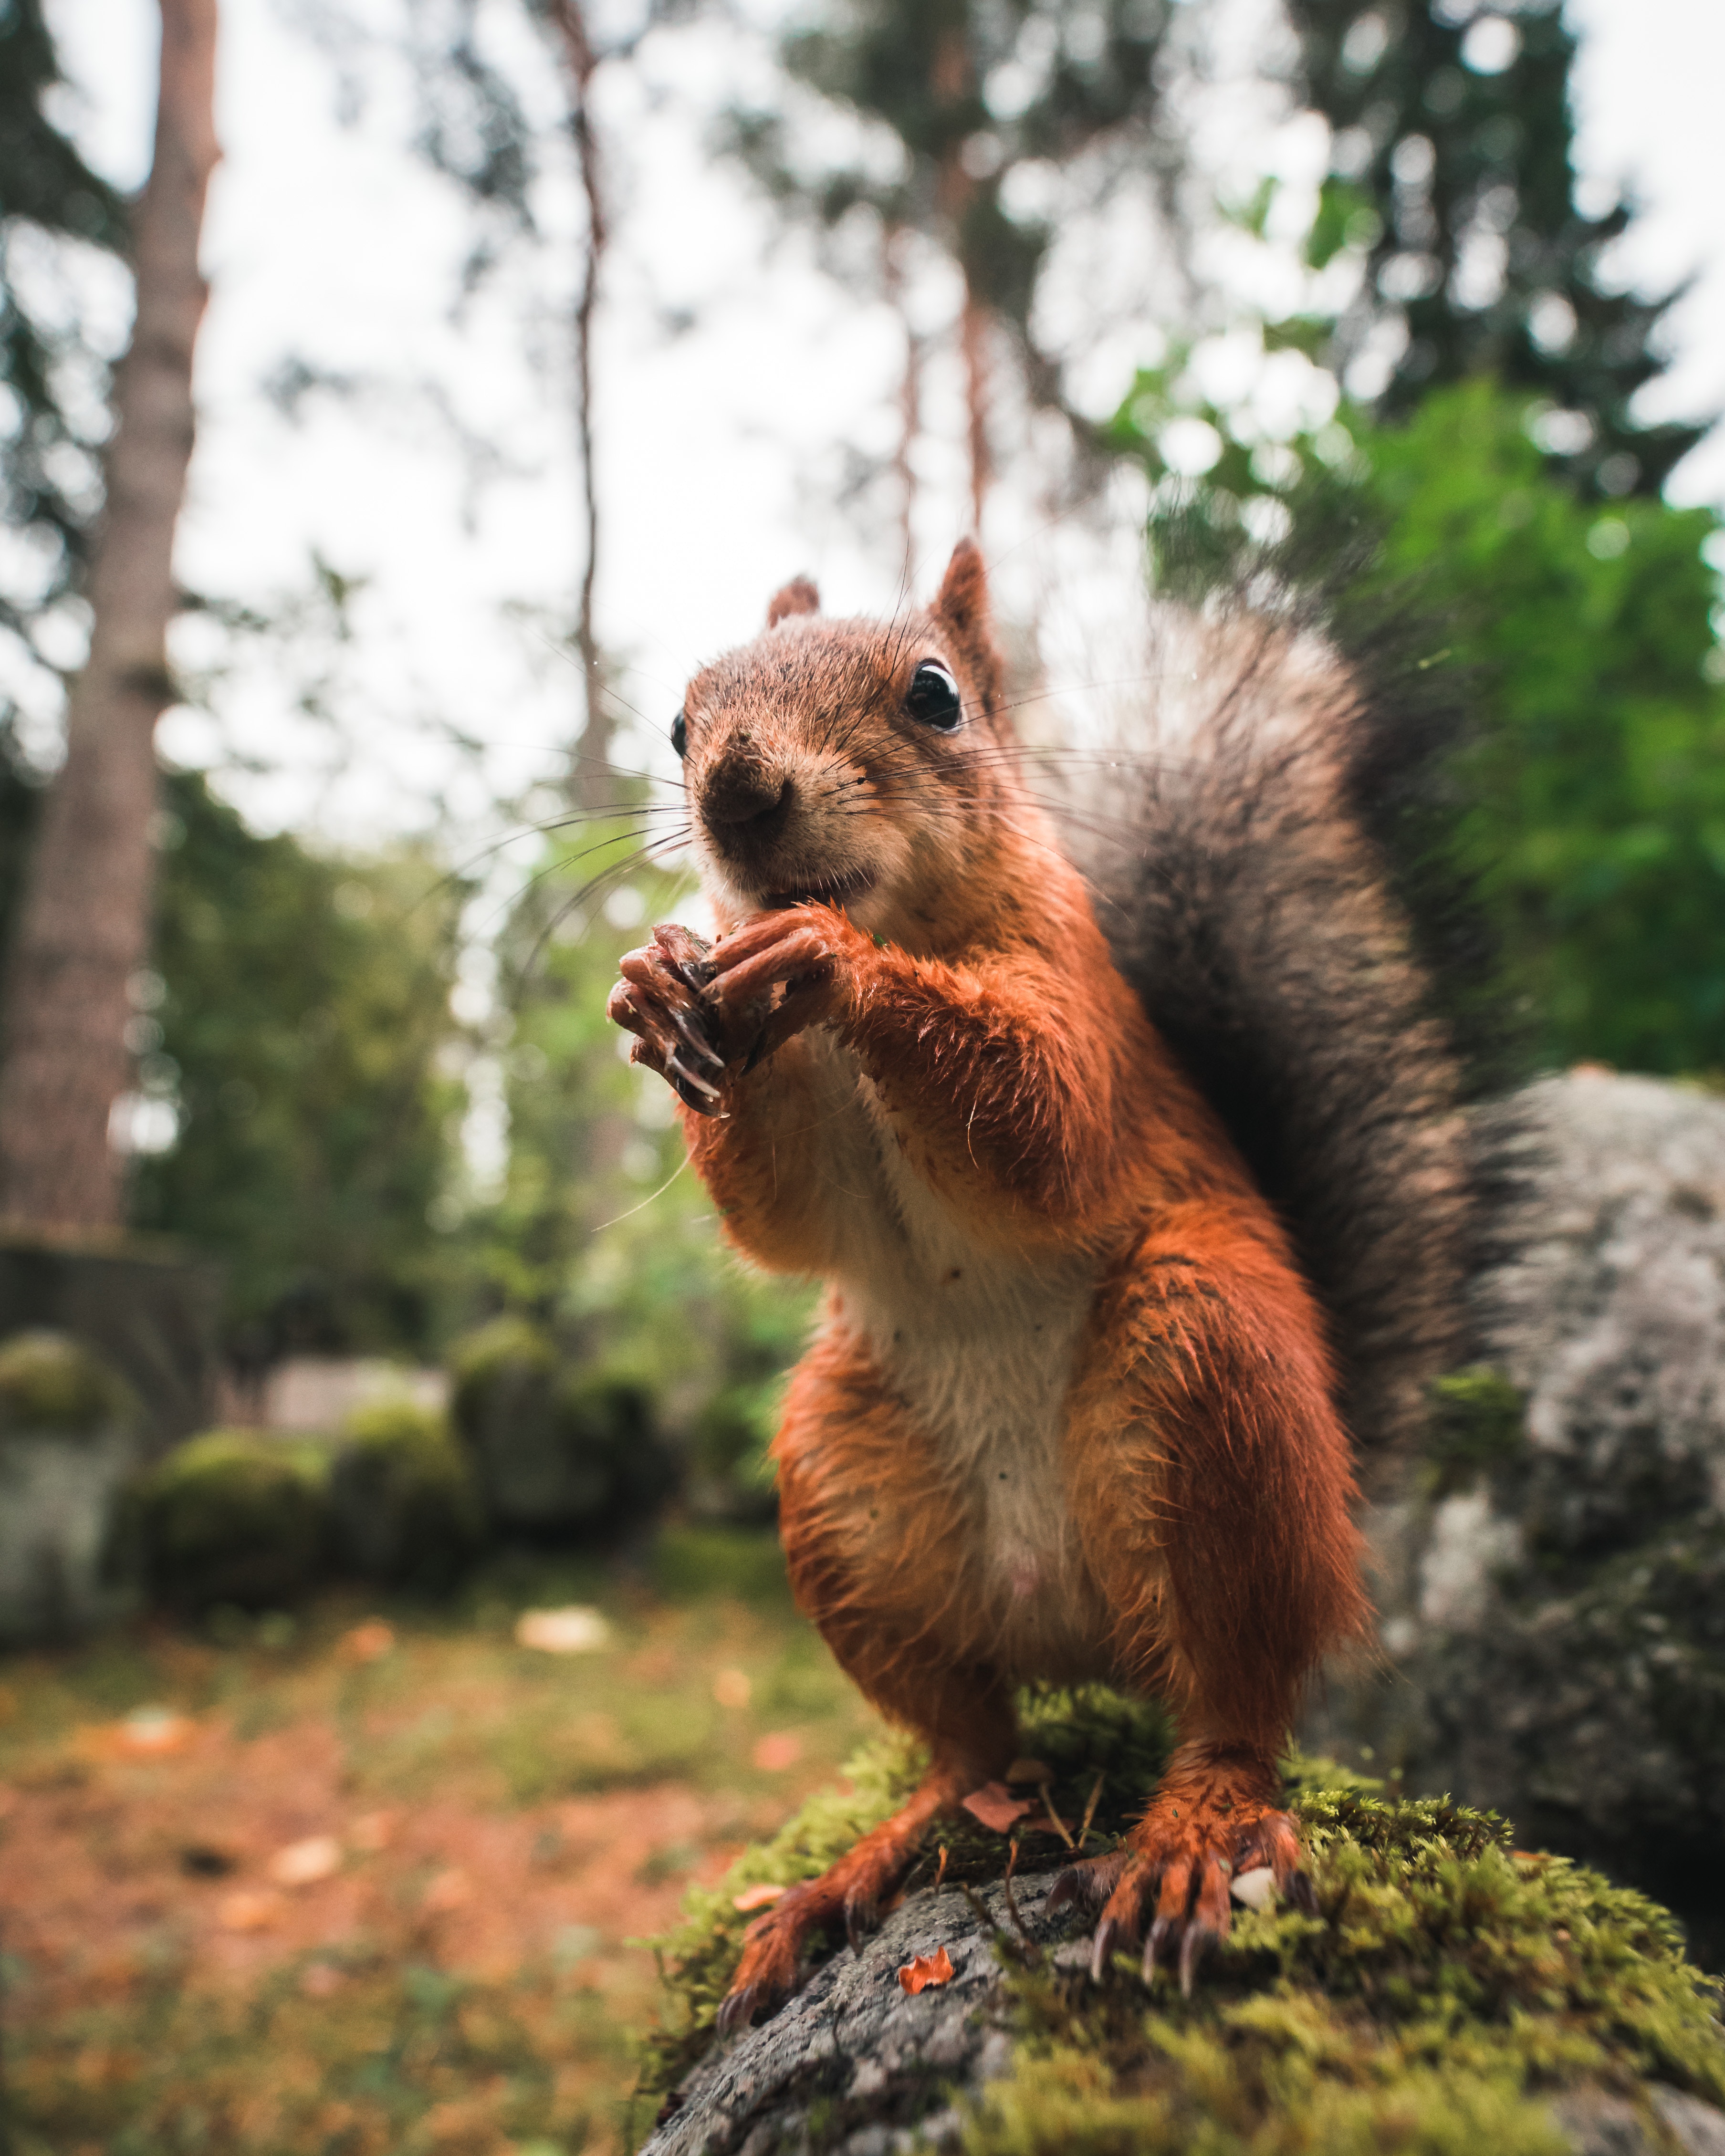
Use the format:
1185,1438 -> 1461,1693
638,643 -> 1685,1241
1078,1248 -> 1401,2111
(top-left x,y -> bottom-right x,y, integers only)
643,1696 -> 1725,2154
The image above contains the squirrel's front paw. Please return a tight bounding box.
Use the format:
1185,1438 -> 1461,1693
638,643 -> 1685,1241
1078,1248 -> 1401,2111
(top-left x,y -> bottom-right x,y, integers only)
608,924 -> 732,1116
705,904 -> 865,1037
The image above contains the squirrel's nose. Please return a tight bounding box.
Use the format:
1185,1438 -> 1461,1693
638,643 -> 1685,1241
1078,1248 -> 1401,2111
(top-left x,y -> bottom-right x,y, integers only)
703,762 -> 794,843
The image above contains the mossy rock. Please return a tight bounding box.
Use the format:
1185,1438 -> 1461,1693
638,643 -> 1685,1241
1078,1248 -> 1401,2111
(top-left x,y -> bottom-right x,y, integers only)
0,1329 -> 136,1436
448,1315 -> 557,1439
687,1380 -> 780,1524
0,1332 -> 144,1641
329,1397 -> 485,1593
637,1692 -> 1725,2156
450,1318 -> 672,1537
136,1430 -> 330,1613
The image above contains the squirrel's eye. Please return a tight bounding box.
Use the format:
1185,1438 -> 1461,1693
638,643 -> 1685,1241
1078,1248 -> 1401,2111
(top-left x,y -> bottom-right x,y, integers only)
905,661 -> 962,731
671,710 -> 688,759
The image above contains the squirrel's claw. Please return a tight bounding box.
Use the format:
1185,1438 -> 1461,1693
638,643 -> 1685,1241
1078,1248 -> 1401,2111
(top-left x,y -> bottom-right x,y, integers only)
1047,1848 -> 1126,1917
716,1982 -> 770,2041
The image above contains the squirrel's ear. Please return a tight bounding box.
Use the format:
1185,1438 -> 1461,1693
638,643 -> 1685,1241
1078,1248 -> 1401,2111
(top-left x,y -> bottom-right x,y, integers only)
766,576 -> 819,628
934,538 -> 990,635
933,538 -> 1003,709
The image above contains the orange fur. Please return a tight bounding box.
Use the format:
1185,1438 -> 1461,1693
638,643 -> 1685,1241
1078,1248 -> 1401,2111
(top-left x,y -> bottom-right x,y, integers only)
609,540 -> 1371,2026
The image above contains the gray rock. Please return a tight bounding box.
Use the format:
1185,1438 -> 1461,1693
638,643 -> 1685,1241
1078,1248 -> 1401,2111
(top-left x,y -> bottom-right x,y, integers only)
640,1872 -> 1062,2156
1313,1072 -> 1725,1963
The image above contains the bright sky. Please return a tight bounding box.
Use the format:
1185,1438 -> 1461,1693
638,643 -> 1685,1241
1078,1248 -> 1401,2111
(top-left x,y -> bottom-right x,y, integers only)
41,0 -> 1725,851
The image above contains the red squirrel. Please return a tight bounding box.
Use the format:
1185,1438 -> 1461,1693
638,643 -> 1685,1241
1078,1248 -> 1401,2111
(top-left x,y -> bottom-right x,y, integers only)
608,539 -> 1464,2028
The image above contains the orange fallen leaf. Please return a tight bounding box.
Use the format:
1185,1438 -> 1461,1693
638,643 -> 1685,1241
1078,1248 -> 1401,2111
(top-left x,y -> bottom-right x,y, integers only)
422,1867 -> 472,1913
897,1946 -> 955,1994
81,1706 -> 197,1760
348,1809 -> 397,1853
338,1620 -> 395,1663
712,1667 -> 752,1709
732,1883 -> 786,1912
217,1889 -> 284,1933
752,1732 -> 803,1772
961,1782 -> 1033,1833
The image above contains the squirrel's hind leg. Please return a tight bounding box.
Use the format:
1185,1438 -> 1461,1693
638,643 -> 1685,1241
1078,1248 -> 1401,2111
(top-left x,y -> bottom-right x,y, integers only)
1057,1211 -> 1367,1990
717,1725 -> 1007,2036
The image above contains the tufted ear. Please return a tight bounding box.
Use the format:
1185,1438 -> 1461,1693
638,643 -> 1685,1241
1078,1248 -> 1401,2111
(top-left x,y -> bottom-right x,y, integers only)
932,538 -> 1003,709
766,575 -> 820,628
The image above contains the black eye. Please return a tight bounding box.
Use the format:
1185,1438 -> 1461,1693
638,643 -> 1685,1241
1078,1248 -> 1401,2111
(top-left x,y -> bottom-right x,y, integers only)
905,660 -> 962,731
671,710 -> 687,759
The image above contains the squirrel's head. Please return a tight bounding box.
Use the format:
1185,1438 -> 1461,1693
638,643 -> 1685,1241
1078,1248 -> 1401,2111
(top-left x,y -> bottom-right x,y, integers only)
674,539 -> 1023,949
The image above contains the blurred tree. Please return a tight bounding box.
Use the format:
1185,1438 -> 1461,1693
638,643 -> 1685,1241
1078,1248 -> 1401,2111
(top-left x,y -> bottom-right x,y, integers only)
1109,372 -> 1725,1075
724,0 -> 1180,544
0,0 -> 220,1230
1286,0 -> 1704,497
0,0 -> 129,667
130,768 -> 468,1357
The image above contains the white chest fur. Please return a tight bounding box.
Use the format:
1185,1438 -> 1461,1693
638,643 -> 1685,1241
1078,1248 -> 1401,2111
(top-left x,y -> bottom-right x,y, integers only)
798,1033 -> 1100,1625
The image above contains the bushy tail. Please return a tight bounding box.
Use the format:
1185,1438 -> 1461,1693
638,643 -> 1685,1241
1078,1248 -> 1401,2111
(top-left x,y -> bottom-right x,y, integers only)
1060,593 -> 1474,1474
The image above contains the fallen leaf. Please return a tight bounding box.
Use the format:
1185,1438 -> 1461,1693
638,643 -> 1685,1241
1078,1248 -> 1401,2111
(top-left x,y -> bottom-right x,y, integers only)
897,1946 -> 955,1994
1004,1758 -> 1053,1785
338,1620 -> 395,1663
81,1706 -> 197,1760
961,1782 -> 1033,1833
752,1732 -> 802,1772
732,1883 -> 786,1912
712,1667 -> 752,1709
1229,1865 -> 1276,1913
217,1889 -> 284,1933
515,1607 -> 611,1654
422,1867 -> 472,1912
348,1809 -> 397,1853
268,1835 -> 342,1887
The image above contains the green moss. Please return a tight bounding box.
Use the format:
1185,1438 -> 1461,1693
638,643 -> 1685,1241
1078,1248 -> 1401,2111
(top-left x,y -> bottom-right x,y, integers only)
0,1330 -> 135,1436
137,1430 -> 331,1613
449,1320 -> 669,1536
448,1315 -> 556,1412
329,1397 -> 484,1592
639,1693 -> 1725,2147
1425,1366 -> 1526,1496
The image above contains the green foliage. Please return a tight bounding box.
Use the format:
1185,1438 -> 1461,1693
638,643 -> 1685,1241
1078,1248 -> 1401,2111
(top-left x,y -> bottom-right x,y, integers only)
467,818 -> 817,1447
1111,372 -> 1725,1075
129,768 -> 468,1354
642,1695 -> 1725,2146
1285,0 -> 1699,497
136,1430 -> 331,1614
328,1396 -> 484,1593
0,0 -> 128,656
0,1330 -> 134,1435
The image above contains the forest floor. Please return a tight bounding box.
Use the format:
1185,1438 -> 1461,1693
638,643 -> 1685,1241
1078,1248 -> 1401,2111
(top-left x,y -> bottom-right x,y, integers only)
0,1527 -> 881,2156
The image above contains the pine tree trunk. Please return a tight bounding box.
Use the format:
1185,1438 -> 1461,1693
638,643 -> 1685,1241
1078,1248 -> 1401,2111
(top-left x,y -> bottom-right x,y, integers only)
0,0 -> 220,1233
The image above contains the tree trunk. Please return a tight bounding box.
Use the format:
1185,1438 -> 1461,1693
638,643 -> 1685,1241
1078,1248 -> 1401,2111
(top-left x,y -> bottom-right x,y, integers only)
884,221 -> 921,589
0,0 -> 220,1234
544,0 -> 609,810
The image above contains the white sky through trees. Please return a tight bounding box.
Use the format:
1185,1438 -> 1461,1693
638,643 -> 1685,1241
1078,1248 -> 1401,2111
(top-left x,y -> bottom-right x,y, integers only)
39,0 -> 1725,851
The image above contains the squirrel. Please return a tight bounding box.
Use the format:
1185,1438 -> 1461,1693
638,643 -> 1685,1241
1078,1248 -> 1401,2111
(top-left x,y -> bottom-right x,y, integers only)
607,538 -> 1468,2029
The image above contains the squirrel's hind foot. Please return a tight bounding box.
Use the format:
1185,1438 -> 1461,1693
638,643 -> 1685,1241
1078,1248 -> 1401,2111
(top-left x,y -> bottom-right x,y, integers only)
1066,1741 -> 1310,1997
